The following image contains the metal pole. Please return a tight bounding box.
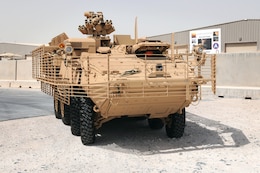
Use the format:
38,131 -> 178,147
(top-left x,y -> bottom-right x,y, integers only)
171,32 -> 175,61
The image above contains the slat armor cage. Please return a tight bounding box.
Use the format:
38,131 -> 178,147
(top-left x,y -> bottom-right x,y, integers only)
32,44 -> 216,108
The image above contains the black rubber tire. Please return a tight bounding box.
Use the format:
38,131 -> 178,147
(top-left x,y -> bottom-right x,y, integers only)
70,97 -> 81,136
165,108 -> 186,138
148,118 -> 164,130
54,98 -> 62,119
79,97 -> 96,145
62,103 -> 71,126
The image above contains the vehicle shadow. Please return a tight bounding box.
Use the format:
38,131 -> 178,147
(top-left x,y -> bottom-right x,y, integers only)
95,112 -> 250,155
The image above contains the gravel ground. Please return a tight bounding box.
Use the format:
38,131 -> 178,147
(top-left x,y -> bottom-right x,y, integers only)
0,94 -> 260,173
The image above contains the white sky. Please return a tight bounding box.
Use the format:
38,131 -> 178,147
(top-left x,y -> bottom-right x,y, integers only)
0,0 -> 259,44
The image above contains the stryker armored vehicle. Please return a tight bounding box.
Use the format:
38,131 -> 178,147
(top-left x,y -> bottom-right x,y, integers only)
32,11 -> 216,145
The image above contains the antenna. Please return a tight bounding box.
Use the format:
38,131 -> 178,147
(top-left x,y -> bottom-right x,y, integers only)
135,17 -> 138,43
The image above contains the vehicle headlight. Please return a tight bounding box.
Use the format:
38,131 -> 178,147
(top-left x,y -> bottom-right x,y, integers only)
193,45 -> 204,55
65,45 -> 73,54
197,47 -> 203,54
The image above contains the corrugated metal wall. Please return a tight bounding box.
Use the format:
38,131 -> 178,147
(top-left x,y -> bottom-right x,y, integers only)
148,19 -> 260,53
149,34 -> 172,44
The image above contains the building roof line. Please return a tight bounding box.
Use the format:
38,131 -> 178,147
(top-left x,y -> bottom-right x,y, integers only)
0,42 -> 42,46
148,19 -> 260,37
175,19 -> 260,33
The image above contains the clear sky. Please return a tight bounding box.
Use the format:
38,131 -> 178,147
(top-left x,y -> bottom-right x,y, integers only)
0,0 -> 259,44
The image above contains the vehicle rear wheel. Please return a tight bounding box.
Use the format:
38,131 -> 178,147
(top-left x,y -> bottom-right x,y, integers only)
79,97 -> 96,145
62,103 -> 71,126
148,118 -> 164,130
70,97 -> 81,136
54,98 -> 61,119
165,108 -> 186,138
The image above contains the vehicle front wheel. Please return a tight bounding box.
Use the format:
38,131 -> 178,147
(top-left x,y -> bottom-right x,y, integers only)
165,108 -> 186,138
79,97 -> 96,145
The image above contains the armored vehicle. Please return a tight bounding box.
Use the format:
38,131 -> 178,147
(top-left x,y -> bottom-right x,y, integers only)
32,11 -> 216,145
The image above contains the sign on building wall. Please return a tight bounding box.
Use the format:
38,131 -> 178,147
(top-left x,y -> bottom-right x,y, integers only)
190,28 -> 221,54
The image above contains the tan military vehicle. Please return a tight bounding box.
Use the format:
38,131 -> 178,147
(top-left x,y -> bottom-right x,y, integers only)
32,11 -> 216,145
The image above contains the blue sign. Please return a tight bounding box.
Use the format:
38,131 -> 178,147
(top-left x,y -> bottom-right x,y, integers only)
213,43 -> 219,49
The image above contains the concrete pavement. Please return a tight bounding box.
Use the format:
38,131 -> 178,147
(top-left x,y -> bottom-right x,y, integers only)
0,88 -> 53,121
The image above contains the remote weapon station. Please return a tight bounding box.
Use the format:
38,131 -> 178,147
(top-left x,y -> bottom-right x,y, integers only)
32,11 -> 216,145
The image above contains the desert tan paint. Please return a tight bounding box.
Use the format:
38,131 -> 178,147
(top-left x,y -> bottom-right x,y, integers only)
32,11 -> 216,129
